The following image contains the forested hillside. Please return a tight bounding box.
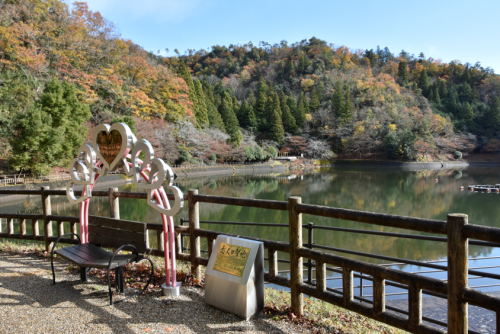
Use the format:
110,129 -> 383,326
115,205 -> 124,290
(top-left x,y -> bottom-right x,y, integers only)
1,0 -> 500,174
169,39 -> 500,160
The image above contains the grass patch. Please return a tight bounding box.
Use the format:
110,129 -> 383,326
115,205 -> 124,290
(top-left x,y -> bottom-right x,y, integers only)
264,288 -> 408,333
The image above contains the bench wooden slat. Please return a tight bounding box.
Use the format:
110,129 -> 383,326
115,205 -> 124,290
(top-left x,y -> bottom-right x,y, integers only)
59,245 -> 104,263
89,225 -> 145,244
55,216 -> 148,275
88,234 -> 146,253
70,243 -> 122,263
73,243 -> 111,258
56,248 -> 94,267
88,215 -> 145,233
56,244 -> 137,269
75,243 -> 137,266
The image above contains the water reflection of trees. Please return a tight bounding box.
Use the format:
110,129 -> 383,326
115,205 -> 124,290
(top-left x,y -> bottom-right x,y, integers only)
4,168 -> 499,264
180,169 -> 499,264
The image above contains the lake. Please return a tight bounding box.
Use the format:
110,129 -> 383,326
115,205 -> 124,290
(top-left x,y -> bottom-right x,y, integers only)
2,166 -> 500,299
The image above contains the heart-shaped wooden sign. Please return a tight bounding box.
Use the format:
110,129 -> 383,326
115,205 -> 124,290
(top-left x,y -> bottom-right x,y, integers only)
92,123 -> 135,174
96,130 -> 122,166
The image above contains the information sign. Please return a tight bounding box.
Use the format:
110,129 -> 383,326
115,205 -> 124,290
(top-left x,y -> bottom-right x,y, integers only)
212,243 -> 250,277
205,236 -> 264,319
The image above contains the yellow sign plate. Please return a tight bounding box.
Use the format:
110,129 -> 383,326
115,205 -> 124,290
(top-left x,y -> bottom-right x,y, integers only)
212,242 -> 251,277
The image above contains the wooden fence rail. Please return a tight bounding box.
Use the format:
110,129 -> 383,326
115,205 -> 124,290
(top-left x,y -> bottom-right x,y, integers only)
0,187 -> 499,333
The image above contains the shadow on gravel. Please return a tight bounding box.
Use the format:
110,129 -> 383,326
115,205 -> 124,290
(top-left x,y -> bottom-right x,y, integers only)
0,252 -> 289,333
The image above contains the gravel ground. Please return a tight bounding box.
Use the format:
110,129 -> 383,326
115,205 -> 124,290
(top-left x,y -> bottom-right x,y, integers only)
0,251 -> 311,334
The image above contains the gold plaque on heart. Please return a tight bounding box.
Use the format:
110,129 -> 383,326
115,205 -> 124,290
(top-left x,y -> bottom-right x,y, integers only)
96,130 -> 123,166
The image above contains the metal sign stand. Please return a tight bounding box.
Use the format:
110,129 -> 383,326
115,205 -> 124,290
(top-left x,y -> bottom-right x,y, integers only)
205,235 -> 264,319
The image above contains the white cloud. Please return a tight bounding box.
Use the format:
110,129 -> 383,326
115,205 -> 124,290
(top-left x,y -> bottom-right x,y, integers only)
80,0 -> 203,23
429,45 -> 439,57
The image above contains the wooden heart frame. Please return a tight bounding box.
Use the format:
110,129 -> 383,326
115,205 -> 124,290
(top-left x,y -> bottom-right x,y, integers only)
92,123 -> 136,175
66,122 -> 184,290
68,122 -> 183,216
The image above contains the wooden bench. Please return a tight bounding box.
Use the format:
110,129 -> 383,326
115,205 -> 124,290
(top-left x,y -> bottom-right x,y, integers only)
50,215 -> 154,305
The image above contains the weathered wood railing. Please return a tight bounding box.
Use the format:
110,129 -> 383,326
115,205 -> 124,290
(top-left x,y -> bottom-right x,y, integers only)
0,187 -> 499,333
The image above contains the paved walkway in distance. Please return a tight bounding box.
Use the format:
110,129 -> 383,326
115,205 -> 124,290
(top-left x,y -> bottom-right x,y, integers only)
386,292 -> 499,333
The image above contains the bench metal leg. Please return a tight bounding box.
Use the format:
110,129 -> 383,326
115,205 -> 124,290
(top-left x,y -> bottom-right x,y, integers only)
80,267 -> 91,282
115,267 -> 124,293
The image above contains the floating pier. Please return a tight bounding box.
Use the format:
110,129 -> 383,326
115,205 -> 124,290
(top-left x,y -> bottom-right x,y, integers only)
467,184 -> 500,193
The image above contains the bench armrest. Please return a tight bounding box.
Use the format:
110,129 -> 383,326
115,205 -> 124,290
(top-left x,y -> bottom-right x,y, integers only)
51,232 -> 81,285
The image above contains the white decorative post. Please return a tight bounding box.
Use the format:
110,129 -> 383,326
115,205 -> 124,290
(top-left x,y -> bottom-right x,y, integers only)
66,123 -> 184,295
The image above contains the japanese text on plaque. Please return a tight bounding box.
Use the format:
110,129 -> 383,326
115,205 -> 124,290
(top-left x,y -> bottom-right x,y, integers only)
212,243 -> 250,277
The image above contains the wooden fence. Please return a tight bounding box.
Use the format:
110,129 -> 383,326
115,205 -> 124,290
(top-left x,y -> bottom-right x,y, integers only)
0,187 -> 499,333
0,163 -> 277,187
0,171 -> 126,187
0,173 -> 73,186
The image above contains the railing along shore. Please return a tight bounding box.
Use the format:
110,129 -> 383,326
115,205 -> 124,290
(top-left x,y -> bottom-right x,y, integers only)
0,162 -> 280,187
0,187 -> 499,334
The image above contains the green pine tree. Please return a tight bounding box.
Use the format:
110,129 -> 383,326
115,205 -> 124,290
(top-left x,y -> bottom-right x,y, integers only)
232,96 -> 240,115
206,102 -> 225,132
257,77 -> 269,95
437,79 -> 448,98
202,82 -> 215,104
460,102 -> 474,125
279,92 -> 288,114
446,86 -> 461,116
332,83 -> 344,117
487,97 -> 500,134
282,104 -> 297,133
287,93 -> 301,127
255,91 -> 267,130
214,94 -> 222,109
288,60 -> 295,77
309,86 -> 321,112
248,89 -> 256,106
318,82 -> 325,100
269,108 -> 285,144
263,96 -> 274,131
10,78 -> 90,174
178,62 -> 200,124
218,94 -> 242,146
194,80 -> 209,126
397,61 -> 409,86
298,56 -> 310,73
460,82 -> 473,103
343,89 -> 354,120
273,92 -> 282,118
418,70 -> 430,97
238,99 -> 258,131
304,94 -> 310,114
296,92 -> 307,127
433,85 -> 441,104
462,67 -> 471,83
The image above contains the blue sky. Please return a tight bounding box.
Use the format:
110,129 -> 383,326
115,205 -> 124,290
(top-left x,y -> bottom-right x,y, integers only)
82,0 -> 500,74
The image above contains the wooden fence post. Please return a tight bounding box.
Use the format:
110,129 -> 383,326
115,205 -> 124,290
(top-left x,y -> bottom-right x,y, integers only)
188,189 -> 201,278
288,196 -> 303,315
447,213 -> 468,333
41,186 -> 52,252
109,187 -> 120,219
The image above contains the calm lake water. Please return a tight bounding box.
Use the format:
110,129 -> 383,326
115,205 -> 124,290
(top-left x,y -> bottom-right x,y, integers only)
2,166 -> 500,299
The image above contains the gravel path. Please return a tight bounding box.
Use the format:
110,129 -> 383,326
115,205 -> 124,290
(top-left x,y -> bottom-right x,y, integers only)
0,251 -> 311,334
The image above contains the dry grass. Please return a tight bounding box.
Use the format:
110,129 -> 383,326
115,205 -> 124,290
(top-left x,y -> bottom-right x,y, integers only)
264,288 -> 408,334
